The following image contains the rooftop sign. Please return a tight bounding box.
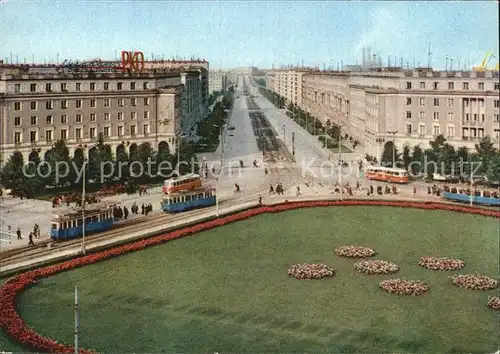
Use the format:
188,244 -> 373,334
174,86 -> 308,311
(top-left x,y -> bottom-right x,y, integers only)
55,51 -> 145,74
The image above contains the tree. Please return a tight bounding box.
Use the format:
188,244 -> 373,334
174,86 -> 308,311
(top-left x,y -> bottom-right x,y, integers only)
486,154 -> 500,183
45,139 -> 71,186
381,142 -> 400,167
0,151 -> 26,195
410,145 -> 424,176
475,136 -> 497,175
115,146 -> 129,182
24,151 -> 45,196
134,142 -> 155,181
87,134 -> 113,184
402,145 -> 411,170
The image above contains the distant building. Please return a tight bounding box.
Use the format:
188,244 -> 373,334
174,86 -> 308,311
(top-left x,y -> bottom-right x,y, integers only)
209,70 -> 228,93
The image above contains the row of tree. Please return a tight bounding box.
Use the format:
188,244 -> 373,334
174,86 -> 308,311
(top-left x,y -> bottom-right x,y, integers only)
380,135 -> 500,182
258,87 -> 359,149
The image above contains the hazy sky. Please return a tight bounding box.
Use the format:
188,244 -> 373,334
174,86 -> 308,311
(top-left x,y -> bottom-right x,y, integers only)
1,1 -> 499,69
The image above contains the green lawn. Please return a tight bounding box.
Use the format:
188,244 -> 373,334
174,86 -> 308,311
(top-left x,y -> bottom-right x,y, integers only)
3,206 -> 499,352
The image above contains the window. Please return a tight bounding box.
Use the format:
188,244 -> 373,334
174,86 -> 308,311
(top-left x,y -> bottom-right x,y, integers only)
143,124 -> 150,135
448,82 -> 454,90
104,82 -> 109,90
104,99 -> 110,108
76,99 -> 82,108
61,114 -> 67,124
406,111 -> 412,119
480,99 -> 485,108
130,82 -> 136,90
89,127 -> 96,139
478,82 -> 484,90
90,99 -> 96,108
61,83 -> 68,91
406,97 -> 412,105
46,100 -> 53,110
104,113 -> 110,121
419,97 -> 425,106
419,124 -> 426,135
60,129 -> 67,140
447,126 -> 455,137
14,132 -> 21,144
406,82 -> 412,89
433,125 -> 440,135
143,111 -> 149,119
118,125 -> 124,136
30,101 -> 37,110
30,131 -> 37,142
494,100 -> 500,108
46,115 -> 53,124
76,114 -> 82,123
76,83 -> 81,91
117,82 -> 123,90
406,124 -> 412,134
495,83 -> 499,90
14,102 -> 21,111
90,83 -> 96,91
144,97 -> 150,106
118,98 -> 124,107
433,98 -> 439,107
143,82 -> 149,89
14,117 -> 21,126
473,114 -> 478,122
131,98 -> 137,106
75,128 -> 82,139
433,82 -> 438,90
61,100 -> 68,109
494,114 -> 499,122
481,114 -> 485,122
90,113 -> 96,122
447,112 -> 454,121
103,126 -> 110,137
130,125 -> 136,135
30,83 -> 36,92
447,98 -> 454,107
14,84 -> 21,93
130,112 -> 137,120
419,82 -> 425,89
494,129 -> 500,140
46,83 -> 52,92
465,113 -> 470,121
463,82 -> 469,90
433,112 -> 440,120
30,116 -> 37,125
45,130 -> 52,142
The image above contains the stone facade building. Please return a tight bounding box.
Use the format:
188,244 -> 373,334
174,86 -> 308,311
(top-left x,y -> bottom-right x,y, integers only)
208,70 -> 228,93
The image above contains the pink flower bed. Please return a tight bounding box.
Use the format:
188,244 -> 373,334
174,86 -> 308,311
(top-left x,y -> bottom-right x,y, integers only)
419,257 -> 465,271
0,200 -> 498,352
288,263 -> 335,279
354,260 -> 399,274
380,279 -> 429,296
451,274 -> 498,290
334,246 -> 375,258
487,296 -> 500,310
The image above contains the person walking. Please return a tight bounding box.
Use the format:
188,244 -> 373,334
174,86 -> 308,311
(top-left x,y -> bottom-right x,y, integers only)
16,227 -> 22,240
28,232 -> 35,246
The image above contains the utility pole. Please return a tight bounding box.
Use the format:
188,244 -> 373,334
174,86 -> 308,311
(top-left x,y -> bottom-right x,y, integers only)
81,158 -> 87,255
387,131 -> 397,167
339,125 -> 343,201
74,287 -> 79,354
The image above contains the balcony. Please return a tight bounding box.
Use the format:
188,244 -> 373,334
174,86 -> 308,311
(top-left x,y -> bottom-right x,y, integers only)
462,120 -> 484,126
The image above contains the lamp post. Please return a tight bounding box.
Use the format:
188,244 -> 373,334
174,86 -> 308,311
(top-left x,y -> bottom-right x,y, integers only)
375,138 -> 385,165
338,125 -> 343,201
387,131 -> 397,167
176,133 -> 187,175
80,143 -> 88,255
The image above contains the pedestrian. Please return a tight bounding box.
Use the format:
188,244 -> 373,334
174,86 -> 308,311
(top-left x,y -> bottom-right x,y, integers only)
148,202 -> 153,212
28,232 -> 34,246
16,227 -> 22,240
123,206 -> 129,220
33,224 -> 40,238
296,186 -> 301,196
413,185 -> 417,194
269,184 -> 274,194
258,196 -> 262,205
141,203 -> 145,215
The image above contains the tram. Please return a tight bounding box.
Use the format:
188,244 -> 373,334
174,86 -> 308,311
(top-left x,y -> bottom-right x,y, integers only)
162,173 -> 202,194
50,204 -> 114,241
161,188 -> 216,213
442,187 -> 500,207
365,166 -> 409,184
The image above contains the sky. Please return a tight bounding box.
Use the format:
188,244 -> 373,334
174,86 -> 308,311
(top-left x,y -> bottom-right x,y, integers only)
1,1 -> 499,70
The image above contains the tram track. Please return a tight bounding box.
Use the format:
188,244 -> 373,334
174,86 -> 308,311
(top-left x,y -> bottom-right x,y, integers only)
0,191 -> 266,268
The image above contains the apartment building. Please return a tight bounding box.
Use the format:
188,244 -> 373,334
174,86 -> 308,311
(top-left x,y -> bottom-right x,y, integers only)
0,67 -> 201,164
299,69 -> 500,155
208,70 -> 228,93
273,69 -> 311,106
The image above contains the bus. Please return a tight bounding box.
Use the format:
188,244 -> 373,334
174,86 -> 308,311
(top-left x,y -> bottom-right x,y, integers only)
163,173 -> 202,194
365,166 -> 409,184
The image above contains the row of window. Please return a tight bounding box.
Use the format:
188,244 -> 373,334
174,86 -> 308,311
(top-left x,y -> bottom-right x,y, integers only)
406,81 -> 500,91
405,111 -> 499,122
13,111 -> 151,126
403,124 -> 495,137
13,81 -> 150,93
405,97 -> 499,108
13,97 -> 151,111
14,124 -> 151,144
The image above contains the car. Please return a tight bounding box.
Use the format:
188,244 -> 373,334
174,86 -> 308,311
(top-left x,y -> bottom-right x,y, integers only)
228,126 -> 235,130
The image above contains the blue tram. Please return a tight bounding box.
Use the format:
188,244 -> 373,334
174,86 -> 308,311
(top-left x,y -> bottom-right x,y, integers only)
443,188 -> 500,207
161,188 -> 216,213
51,204 -> 114,241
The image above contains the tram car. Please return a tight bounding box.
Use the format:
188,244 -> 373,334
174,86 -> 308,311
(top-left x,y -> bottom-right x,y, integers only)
365,166 -> 409,184
442,187 -> 500,207
161,188 -> 216,213
50,204 -> 114,241
162,173 -> 202,194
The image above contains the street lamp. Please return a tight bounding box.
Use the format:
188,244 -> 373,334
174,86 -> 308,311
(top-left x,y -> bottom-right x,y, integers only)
387,131 -> 397,167
213,123 -> 227,217
338,125 -> 343,201
81,154 -> 88,255
176,133 -> 187,175
375,138 -> 385,165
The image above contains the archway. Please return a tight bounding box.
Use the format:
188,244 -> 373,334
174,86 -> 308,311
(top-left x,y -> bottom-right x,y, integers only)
129,143 -> 138,159
158,141 -> 169,154
74,148 -> 84,161
116,144 -> 126,157
29,150 -> 40,163
44,149 -> 53,161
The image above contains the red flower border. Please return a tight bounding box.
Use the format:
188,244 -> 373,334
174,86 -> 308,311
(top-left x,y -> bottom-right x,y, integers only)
1,200 -> 498,353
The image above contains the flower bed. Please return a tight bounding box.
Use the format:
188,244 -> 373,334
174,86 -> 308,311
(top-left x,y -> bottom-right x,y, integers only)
380,279 -> 429,296
419,257 -> 465,271
451,274 -> 498,290
334,245 -> 375,258
487,296 -> 500,310
288,263 -> 335,279
0,200 -> 498,352
354,260 -> 399,274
